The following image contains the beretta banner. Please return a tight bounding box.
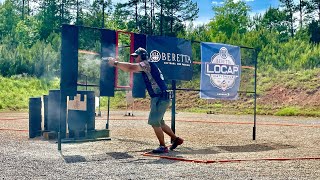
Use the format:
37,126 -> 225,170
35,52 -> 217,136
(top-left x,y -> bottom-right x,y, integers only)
146,35 -> 193,81
200,42 -> 241,100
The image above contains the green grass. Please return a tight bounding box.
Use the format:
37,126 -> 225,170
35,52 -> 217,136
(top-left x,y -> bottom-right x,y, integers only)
99,91 -> 127,109
275,107 -> 300,116
0,76 -> 59,111
275,107 -> 320,117
257,68 -> 320,93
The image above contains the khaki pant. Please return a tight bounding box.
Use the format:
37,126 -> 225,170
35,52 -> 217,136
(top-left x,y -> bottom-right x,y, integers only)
148,97 -> 170,127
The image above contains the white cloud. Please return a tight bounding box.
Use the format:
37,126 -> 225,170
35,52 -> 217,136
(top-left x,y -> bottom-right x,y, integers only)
111,0 -> 126,4
212,0 -> 254,5
211,1 -> 224,5
233,0 -> 254,2
249,9 -> 264,17
191,16 -> 211,26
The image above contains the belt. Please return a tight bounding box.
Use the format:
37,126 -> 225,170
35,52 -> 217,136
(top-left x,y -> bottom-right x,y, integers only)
151,91 -> 172,99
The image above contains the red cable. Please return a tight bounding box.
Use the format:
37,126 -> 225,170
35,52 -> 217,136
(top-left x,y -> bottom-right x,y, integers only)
142,153 -> 320,164
0,117 -> 27,121
95,118 -> 320,128
0,128 -> 28,132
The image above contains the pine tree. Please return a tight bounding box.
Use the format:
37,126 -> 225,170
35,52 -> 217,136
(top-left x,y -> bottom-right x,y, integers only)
296,0 -> 312,28
0,0 -> 19,39
279,0 -> 296,37
310,0 -> 320,20
114,0 -> 198,36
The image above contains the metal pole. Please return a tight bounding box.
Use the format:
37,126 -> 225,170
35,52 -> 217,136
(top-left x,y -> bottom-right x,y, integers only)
171,80 -> 176,134
58,92 -> 62,151
76,0 -> 79,25
98,96 -> 101,116
253,49 -> 258,140
85,75 -> 88,90
160,0 -> 163,36
58,92 -> 67,150
102,0 -> 105,28
60,0 -> 65,25
106,96 -> 110,129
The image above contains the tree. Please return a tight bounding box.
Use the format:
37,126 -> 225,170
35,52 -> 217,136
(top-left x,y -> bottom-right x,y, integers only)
308,20 -> 320,43
208,0 -> 250,38
14,18 -> 40,48
310,0 -> 320,20
262,7 -> 287,29
0,0 -> 19,40
260,7 -> 290,42
296,0 -> 313,28
113,0 -> 198,36
156,0 -> 198,36
279,0 -> 296,37
82,0 -> 112,28
36,0 -> 61,39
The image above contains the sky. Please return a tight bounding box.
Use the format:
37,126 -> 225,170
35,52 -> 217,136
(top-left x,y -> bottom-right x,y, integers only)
194,0 -> 281,25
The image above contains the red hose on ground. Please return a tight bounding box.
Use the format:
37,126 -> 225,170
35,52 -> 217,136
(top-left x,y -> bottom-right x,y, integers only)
96,118 -> 320,128
0,128 -> 28,132
0,117 -> 28,121
142,153 -> 320,164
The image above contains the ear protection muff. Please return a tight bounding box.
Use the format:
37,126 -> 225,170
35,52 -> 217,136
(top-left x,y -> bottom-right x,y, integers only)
141,52 -> 147,60
137,47 -> 147,60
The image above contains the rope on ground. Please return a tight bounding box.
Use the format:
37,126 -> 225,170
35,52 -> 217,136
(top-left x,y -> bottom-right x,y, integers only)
142,152 -> 320,164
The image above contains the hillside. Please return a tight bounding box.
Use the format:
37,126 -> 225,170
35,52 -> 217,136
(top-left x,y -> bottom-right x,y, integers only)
0,68 -> 319,117
126,68 -> 320,117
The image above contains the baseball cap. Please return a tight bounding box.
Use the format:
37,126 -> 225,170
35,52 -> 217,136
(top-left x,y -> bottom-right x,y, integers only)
130,47 -> 147,57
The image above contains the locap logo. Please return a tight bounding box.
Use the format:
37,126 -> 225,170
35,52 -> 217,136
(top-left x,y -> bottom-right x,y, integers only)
205,47 -> 240,91
149,50 -> 161,62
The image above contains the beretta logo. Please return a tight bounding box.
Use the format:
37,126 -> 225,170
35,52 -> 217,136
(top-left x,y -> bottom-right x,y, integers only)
149,50 -> 161,62
149,49 -> 191,66
205,47 -> 240,91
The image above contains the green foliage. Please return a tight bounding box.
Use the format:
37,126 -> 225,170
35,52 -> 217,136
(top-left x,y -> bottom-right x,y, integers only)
113,0 -> 198,36
0,76 -> 59,110
0,33 -> 60,77
274,106 -> 320,117
258,38 -> 320,70
275,107 -> 299,116
257,68 -> 320,93
209,0 -> 250,38
36,0 -> 61,40
309,20 -> 320,43
0,0 -> 19,40
1,0 -> 320,79
0,0 -> 320,117
100,91 -> 127,110
14,18 -> 40,48
279,0 -> 296,37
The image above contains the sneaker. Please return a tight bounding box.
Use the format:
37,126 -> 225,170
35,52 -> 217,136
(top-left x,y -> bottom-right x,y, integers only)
170,137 -> 184,150
152,145 -> 168,153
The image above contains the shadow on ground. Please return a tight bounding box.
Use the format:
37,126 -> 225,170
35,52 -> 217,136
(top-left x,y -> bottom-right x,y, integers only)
217,143 -> 294,153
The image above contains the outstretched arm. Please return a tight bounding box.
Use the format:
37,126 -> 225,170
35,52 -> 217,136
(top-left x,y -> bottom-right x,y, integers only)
106,57 -> 142,73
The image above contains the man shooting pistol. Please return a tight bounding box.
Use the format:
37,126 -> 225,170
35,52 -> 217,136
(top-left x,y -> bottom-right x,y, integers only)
106,47 -> 183,153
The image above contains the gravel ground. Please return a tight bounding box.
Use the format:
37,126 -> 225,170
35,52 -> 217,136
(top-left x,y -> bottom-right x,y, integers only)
0,111 -> 319,179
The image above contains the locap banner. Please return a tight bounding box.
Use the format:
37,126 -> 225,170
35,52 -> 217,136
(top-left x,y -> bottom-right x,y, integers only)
200,43 -> 241,100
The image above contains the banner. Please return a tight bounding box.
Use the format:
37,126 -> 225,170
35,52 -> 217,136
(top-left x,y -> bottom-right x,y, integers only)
132,33 -> 146,98
99,29 -> 116,97
61,24 -> 78,96
200,43 -> 241,100
146,35 -> 193,81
